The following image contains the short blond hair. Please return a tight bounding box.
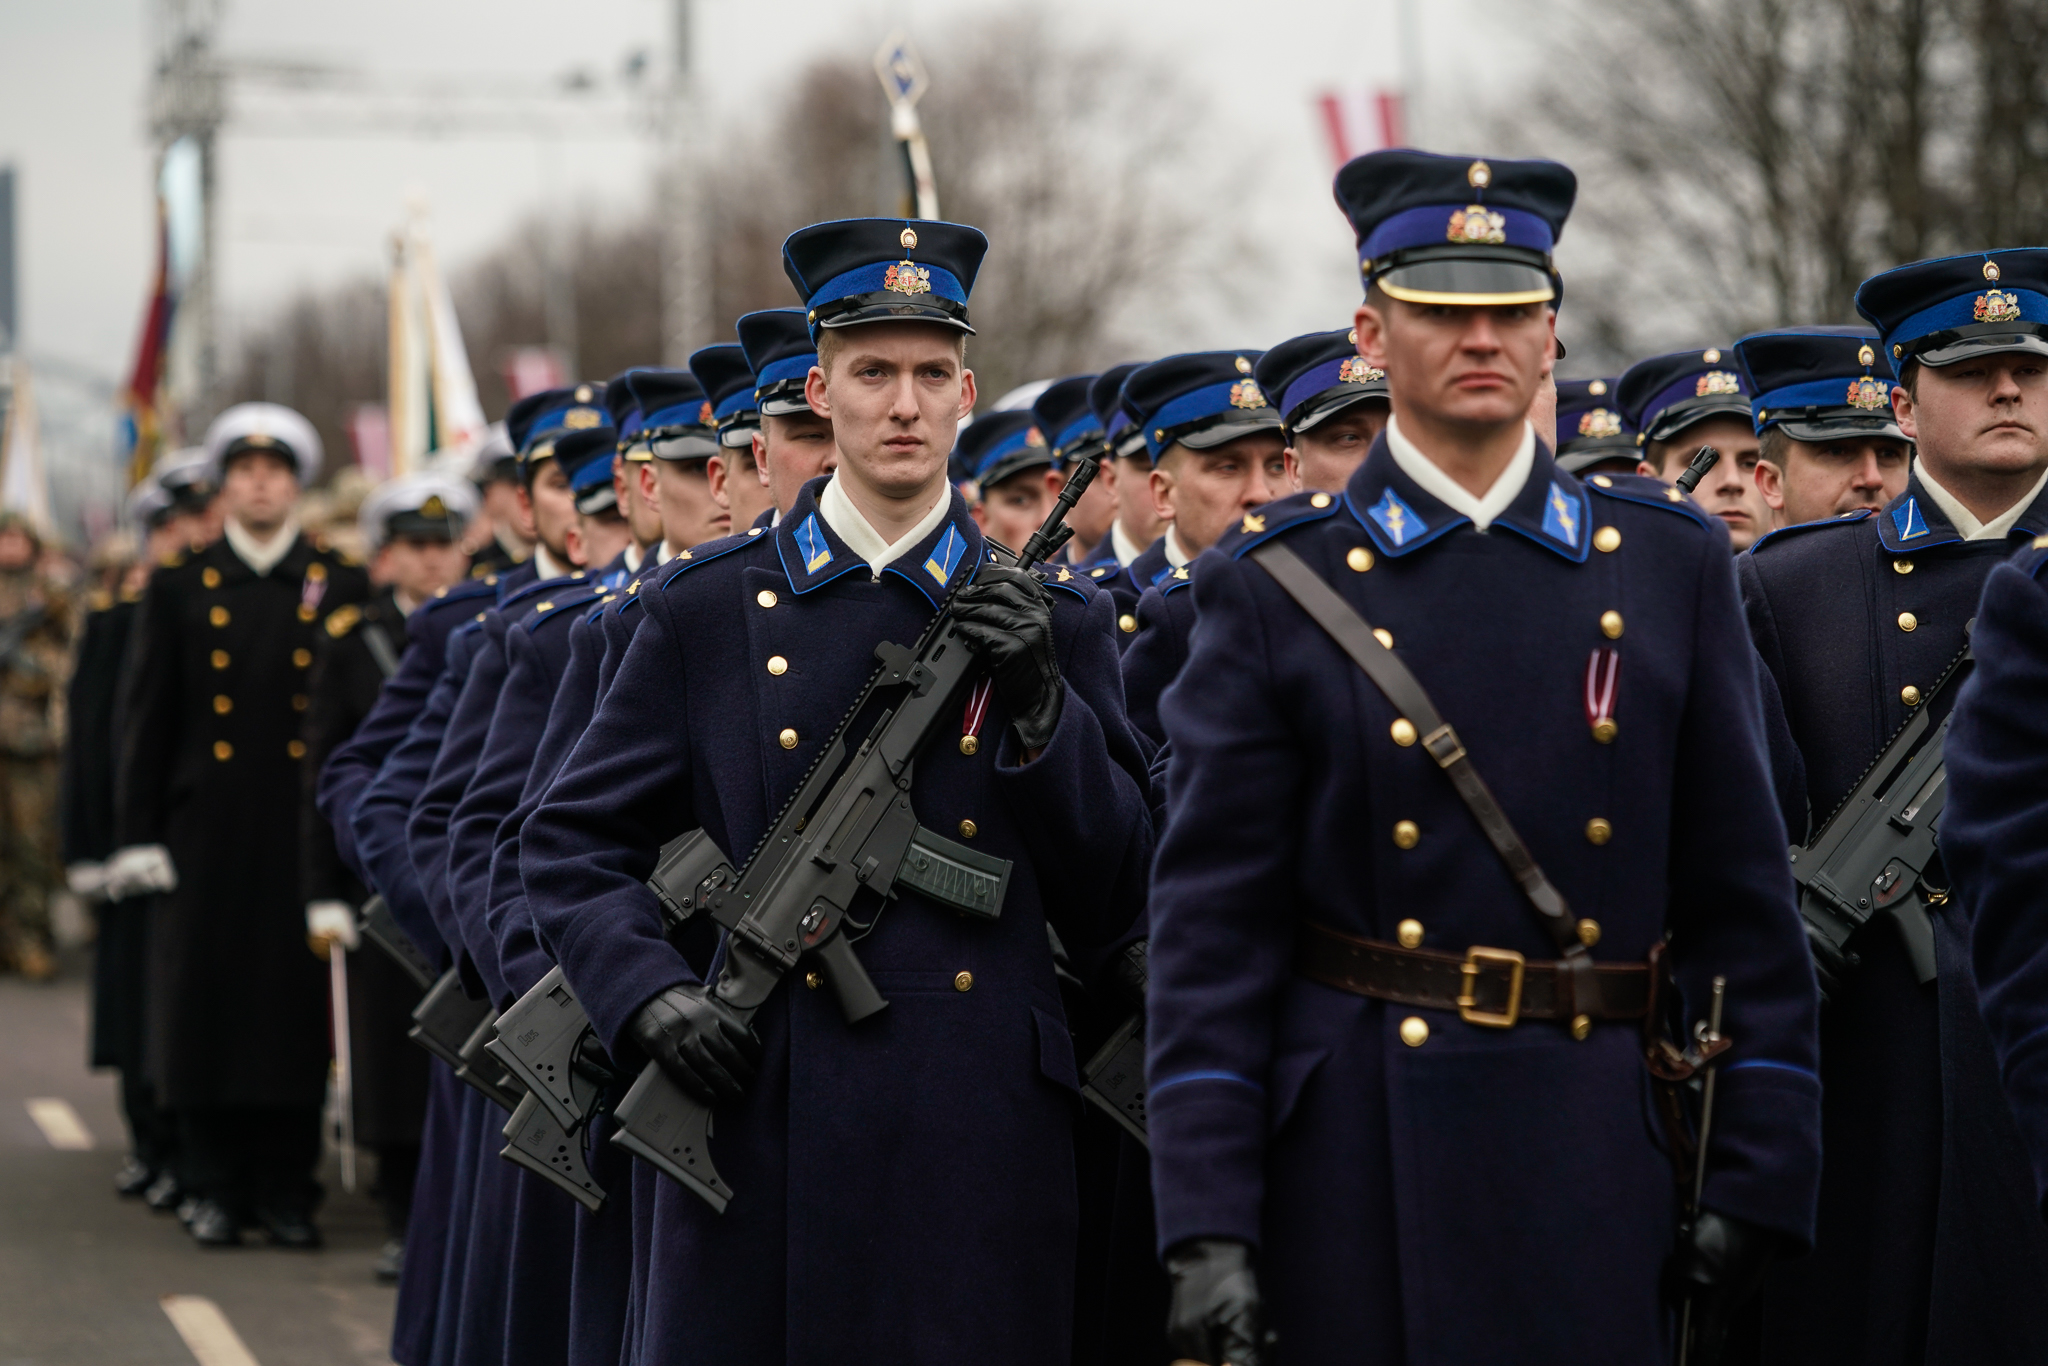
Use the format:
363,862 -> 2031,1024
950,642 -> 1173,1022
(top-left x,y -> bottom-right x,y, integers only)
815,326 -> 967,383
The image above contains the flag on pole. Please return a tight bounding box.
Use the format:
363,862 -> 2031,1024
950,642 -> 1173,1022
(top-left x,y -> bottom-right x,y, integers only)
0,358 -> 53,536
120,204 -> 175,490
386,207 -> 486,478
1315,88 -> 1407,169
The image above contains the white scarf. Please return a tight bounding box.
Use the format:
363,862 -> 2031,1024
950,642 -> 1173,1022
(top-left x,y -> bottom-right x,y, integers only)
818,474 -> 952,580
1384,415 -> 1536,532
224,517 -> 300,576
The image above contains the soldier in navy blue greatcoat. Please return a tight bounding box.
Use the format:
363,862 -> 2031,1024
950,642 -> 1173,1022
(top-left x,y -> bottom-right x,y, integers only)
1946,542 -> 2048,1216
1552,377 -> 1640,479
1075,362 -> 1154,640
1118,352 -> 1287,746
521,218 -> 1152,1366
1257,326 -> 1390,494
1739,251 -> 2048,1365
1146,150 -> 1821,1366
1031,374 -> 1118,569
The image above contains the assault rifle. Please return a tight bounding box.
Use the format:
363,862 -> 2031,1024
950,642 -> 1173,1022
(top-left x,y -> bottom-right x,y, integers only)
603,453 -> 1102,1211
1789,644 -> 1971,989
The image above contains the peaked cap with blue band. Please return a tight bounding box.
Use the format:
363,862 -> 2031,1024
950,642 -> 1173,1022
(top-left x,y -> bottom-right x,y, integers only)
1616,348 -> 1752,446
781,218 -> 989,337
557,425 -> 622,514
688,343 -> 761,449
737,308 -> 819,417
1554,378 -> 1638,473
955,409 -> 1051,489
1124,351 -> 1282,461
623,368 -> 717,462
1089,362 -> 1147,460
1733,325 -> 1903,443
603,368 -> 650,459
1255,329 -> 1389,436
1030,376 -> 1102,463
507,382 -> 608,464
1854,248 -> 2048,369
1334,150 -> 1575,306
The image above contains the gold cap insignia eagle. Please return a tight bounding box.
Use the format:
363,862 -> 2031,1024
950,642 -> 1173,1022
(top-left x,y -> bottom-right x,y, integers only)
1447,205 -> 1506,245
1578,408 -> 1623,438
884,261 -> 932,296
1976,290 -> 2022,323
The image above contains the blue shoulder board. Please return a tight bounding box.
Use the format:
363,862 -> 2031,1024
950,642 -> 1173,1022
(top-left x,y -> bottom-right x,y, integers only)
1746,507 -> 1875,558
658,527 -> 768,589
1218,489 -> 1345,560
1160,563 -> 1195,595
1581,473 -> 1718,530
525,585 -> 608,629
418,577 -> 498,619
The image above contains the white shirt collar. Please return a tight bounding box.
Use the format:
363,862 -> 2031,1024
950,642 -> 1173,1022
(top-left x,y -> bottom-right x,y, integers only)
1110,520 -> 1145,568
1164,527 -> 1194,568
1914,458 -> 2048,541
534,544 -> 573,580
817,473 -> 952,580
224,516 -> 300,576
1384,415 -> 1536,532
624,542 -> 645,573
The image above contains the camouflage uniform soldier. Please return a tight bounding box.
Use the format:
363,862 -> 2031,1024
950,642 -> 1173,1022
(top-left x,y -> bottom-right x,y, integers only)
0,511 -> 72,980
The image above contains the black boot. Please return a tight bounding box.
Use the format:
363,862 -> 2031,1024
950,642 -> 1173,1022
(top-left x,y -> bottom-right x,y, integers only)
143,1171 -> 183,1212
186,1199 -> 243,1248
374,1237 -> 404,1283
251,1204 -> 322,1250
114,1156 -> 156,1197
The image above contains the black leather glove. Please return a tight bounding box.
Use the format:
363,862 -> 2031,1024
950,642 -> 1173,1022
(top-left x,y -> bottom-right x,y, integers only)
1665,1209 -> 1783,1366
625,984 -> 761,1105
949,564 -> 1063,752
1805,921 -> 1858,1007
1165,1238 -> 1275,1366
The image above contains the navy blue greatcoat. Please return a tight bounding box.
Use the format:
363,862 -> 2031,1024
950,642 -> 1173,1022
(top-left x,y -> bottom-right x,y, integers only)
1738,475 -> 2048,1365
1147,440 -> 1822,1366
1076,544 -> 1145,651
1946,542 -> 2048,1214
1121,568 -> 1196,746
521,479 -> 1153,1365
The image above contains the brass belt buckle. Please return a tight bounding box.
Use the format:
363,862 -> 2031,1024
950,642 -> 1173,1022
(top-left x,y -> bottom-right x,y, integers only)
1457,946 -> 1526,1028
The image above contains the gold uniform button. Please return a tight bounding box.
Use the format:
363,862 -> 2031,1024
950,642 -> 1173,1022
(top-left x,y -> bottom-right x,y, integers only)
292,694 -> 309,712
288,740 -> 307,759
213,741 -> 233,762
1399,1016 -> 1429,1047
209,606 -> 229,628
954,971 -> 974,993
1590,475 -> 1614,488
1392,820 -> 1420,850
211,650 -> 230,670
805,971 -> 822,990
1593,526 -> 1621,553
1591,719 -> 1618,744
1901,685 -> 1922,707
1372,628 -> 1393,649
1310,492 -> 1332,508
1586,818 -> 1613,845
958,819 -> 978,839
1396,919 -> 1424,949
1118,613 -> 1138,633
1577,918 -> 1602,947
767,655 -> 788,676
1600,610 -> 1624,639
202,567 -> 221,588
756,590 -> 778,609
297,604 -> 316,622
1389,717 -> 1417,747
292,648 -> 311,668
212,695 -> 232,715
959,734 -> 980,756
779,728 -> 799,749
1346,546 -> 1374,573
1571,1014 -> 1593,1042
306,563 -> 327,581
1897,612 -> 1917,632
1893,558 -> 1914,574
2036,534 -> 2048,550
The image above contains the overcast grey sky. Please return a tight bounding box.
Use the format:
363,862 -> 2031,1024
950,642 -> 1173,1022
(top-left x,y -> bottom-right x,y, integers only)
1,0 -> 1552,385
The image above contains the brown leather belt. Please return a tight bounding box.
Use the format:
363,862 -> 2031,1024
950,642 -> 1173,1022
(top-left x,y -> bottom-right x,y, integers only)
1296,919 -> 1651,1030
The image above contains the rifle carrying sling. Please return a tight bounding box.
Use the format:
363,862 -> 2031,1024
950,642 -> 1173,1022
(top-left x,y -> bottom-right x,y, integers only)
1248,540 -> 1621,1025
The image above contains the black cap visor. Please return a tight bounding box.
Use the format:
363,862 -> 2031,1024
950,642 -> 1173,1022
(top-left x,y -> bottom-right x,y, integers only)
647,429 -> 720,462
1645,395 -> 1754,445
718,414 -> 761,449
1907,323 -> 2048,368
574,485 -> 620,516
1287,384 -> 1390,436
1774,411 -> 1906,444
1167,409 -> 1285,453
385,511 -> 461,542
1373,247 -> 1556,307
978,449 -> 1059,491
812,293 -> 974,336
1111,428 -> 1151,462
757,380 -> 816,419
1556,448 -> 1645,476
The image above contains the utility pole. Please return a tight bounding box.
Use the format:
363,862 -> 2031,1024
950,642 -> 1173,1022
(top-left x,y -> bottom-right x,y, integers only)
660,0 -> 710,365
147,0 -> 225,421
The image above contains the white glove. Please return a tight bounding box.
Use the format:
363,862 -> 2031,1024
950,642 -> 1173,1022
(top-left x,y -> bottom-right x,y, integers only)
104,845 -> 178,899
65,862 -> 109,900
306,901 -> 359,951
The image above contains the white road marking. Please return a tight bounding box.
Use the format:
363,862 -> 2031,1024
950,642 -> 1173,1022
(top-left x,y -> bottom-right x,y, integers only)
161,1294 -> 263,1366
24,1096 -> 93,1149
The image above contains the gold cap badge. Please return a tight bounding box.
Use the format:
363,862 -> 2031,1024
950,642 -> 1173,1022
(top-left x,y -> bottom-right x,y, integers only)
575,385 -> 593,402
883,260 -> 932,296
1338,357 -> 1383,384
1235,355 -> 1253,374
1448,204 -> 1506,245
1588,379 -> 1607,395
1228,379 -> 1266,409
420,495 -> 446,518
1984,260 -> 2002,281
1858,344 -> 1875,367
1467,159 -> 1491,188
564,407 -> 602,429
1578,408 -> 1622,438
1976,290 -> 2022,323
1846,377 -> 1891,409
900,227 -> 918,249
1696,371 -> 1742,397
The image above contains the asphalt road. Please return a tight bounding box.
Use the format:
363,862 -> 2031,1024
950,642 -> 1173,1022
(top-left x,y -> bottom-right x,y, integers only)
0,952 -> 397,1365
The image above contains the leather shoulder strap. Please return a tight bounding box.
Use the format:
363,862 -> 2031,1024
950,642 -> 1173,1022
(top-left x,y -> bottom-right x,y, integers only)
1249,540 -> 1595,975
362,619 -> 403,680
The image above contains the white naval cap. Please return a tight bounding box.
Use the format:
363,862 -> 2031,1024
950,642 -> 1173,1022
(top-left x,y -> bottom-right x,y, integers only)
126,478 -> 173,529
152,445 -> 215,497
358,472 -> 479,550
202,402 -> 323,484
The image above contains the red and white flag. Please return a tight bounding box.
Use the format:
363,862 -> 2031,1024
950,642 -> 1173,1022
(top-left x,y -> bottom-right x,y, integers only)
1316,88 -> 1407,169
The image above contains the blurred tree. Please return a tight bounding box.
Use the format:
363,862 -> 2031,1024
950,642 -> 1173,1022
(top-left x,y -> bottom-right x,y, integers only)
219,12 -> 1241,469
1515,0 -> 2048,368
